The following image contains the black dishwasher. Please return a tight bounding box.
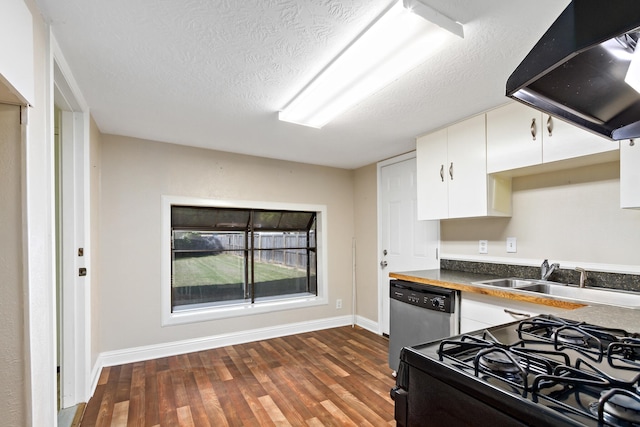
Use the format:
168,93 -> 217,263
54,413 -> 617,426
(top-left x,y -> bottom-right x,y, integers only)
388,279 -> 459,372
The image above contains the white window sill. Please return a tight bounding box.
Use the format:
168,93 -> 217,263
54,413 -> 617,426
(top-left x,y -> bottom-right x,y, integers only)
162,293 -> 327,326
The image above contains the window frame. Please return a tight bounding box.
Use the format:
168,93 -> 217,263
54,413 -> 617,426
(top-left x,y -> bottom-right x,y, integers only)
161,196 -> 328,326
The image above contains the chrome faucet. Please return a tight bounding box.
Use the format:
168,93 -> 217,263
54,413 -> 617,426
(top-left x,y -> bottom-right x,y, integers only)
575,267 -> 588,288
541,259 -> 560,280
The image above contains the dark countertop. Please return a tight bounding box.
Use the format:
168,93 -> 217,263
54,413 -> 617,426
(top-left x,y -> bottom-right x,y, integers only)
560,305 -> 640,334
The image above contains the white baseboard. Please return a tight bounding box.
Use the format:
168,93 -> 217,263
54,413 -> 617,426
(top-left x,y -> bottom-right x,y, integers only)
355,315 -> 380,335
89,314 -> 381,398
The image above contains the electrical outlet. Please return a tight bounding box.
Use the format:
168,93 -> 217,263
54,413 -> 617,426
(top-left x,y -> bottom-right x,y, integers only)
336,299 -> 342,309
478,240 -> 488,254
506,237 -> 517,253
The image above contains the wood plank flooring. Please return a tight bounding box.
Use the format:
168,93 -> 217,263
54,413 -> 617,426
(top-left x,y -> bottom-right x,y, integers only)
80,326 -> 395,426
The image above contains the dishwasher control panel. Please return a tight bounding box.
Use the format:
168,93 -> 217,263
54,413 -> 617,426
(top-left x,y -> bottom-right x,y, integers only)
390,280 -> 455,313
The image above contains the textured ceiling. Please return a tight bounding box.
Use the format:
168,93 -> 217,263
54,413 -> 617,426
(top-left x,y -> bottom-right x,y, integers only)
35,0 -> 570,169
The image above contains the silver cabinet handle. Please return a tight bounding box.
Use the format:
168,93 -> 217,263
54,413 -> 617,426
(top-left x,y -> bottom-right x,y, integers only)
504,308 -> 530,318
440,164 -> 444,182
546,115 -> 553,137
449,162 -> 453,180
531,118 -> 537,141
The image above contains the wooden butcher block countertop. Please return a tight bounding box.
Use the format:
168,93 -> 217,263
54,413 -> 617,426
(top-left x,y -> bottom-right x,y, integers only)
389,269 -> 587,310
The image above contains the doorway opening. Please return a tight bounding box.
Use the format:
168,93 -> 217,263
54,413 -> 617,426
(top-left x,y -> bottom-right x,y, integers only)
53,54 -> 91,425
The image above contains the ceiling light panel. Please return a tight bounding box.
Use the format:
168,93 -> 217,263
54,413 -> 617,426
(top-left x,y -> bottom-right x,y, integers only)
278,0 -> 463,129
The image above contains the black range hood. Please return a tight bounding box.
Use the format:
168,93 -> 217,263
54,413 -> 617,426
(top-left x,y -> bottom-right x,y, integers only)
507,0 -> 640,140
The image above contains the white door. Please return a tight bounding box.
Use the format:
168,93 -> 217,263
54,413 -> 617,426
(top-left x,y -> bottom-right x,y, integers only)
378,154 -> 440,335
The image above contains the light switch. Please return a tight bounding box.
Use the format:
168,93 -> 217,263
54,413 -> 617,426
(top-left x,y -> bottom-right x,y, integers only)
506,237 -> 517,253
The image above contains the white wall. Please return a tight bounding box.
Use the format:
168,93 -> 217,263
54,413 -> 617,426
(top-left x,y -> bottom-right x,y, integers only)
98,134 -> 356,353
353,163 -> 379,322
441,161 -> 640,269
0,103 -> 25,427
90,117 -> 101,368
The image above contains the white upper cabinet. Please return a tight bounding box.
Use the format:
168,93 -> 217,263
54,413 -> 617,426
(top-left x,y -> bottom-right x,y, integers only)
621,139 -> 640,209
487,102 -> 619,174
417,114 -> 512,220
486,102 -> 542,173
543,111 -> 619,163
447,115 -> 490,218
0,0 -> 34,105
417,127 -> 448,220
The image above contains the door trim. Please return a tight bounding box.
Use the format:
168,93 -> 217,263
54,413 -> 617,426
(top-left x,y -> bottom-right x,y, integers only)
53,34 -> 92,407
376,151 -> 416,335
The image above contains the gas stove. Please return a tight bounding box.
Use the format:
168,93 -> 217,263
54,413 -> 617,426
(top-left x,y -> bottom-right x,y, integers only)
392,315 -> 640,427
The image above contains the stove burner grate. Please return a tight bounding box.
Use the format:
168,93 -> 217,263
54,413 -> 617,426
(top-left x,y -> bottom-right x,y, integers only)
516,315 -> 638,362
478,350 -> 522,374
430,316 -> 640,425
609,340 -> 640,369
554,328 -> 592,347
590,389 -> 640,426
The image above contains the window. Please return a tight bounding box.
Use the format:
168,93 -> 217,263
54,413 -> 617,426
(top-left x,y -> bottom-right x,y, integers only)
162,197 -> 326,324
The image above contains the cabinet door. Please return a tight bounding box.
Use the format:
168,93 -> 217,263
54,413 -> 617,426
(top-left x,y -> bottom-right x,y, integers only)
416,128 -> 448,220
542,115 -> 619,163
0,0 -> 34,104
447,114 -> 487,218
486,102 -> 542,173
460,292 -> 568,334
621,139 -> 640,209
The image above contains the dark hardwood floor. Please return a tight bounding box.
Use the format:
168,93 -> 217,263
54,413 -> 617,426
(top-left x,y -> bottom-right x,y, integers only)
80,326 -> 395,426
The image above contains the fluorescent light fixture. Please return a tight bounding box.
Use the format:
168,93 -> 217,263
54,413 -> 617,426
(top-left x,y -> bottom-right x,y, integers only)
278,0 -> 463,128
403,0 -> 464,38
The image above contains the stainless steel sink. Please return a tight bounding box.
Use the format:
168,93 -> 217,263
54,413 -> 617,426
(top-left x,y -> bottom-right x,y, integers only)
473,277 -> 640,308
474,278 -> 536,288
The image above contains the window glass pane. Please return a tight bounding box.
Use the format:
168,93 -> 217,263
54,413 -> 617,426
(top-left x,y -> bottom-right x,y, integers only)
309,217 -> 316,247
252,231 -> 309,249
279,211 -> 315,230
170,206 -> 319,311
172,206 -> 250,229
173,230 -> 226,251
252,211 -> 281,229
172,230 -> 247,309
252,230 -> 316,298
252,210 -> 315,230
309,250 -> 317,294
253,249 -> 311,298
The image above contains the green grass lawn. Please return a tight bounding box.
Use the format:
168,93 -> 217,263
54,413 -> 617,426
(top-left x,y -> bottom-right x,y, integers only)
173,253 -> 306,287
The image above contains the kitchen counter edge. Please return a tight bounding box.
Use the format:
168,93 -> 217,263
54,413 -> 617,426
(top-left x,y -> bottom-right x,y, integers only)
389,269 -> 585,310
390,269 -> 640,334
